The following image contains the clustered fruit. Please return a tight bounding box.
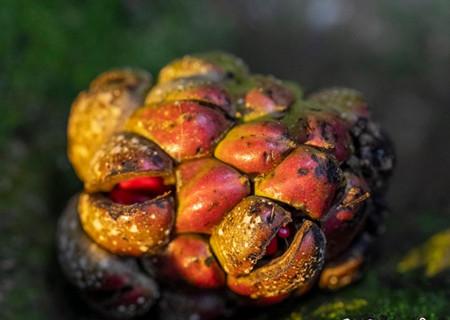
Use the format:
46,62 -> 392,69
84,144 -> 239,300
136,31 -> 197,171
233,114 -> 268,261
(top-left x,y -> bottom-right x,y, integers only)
57,52 -> 394,319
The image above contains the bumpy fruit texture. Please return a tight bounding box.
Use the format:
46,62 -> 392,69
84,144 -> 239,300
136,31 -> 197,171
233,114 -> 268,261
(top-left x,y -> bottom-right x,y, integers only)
59,52 -> 394,319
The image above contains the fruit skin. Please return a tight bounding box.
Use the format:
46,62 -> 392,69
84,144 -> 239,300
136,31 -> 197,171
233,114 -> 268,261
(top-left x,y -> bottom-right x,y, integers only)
59,52 -> 395,319
78,192 -> 175,256
85,132 -> 174,192
175,158 -> 250,234
293,108 -> 353,162
210,196 -> 292,276
146,78 -> 235,117
214,120 -> 296,175
68,69 -> 151,181
151,234 -> 226,289
226,220 -> 326,299
242,75 -> 295,121
255,145 -> 343,219
125,100 -> 232,162
321,171 -> 370,259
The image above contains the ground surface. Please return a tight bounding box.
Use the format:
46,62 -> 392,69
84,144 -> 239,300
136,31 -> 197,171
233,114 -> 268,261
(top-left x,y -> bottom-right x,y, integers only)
0,1 -> 449,319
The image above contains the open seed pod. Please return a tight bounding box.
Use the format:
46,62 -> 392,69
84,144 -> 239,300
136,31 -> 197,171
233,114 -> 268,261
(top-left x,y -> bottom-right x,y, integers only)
58,52 -> 394,319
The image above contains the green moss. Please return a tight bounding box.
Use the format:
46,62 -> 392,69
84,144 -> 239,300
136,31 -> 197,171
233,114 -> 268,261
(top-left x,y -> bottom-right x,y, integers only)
312,299 -> 368,319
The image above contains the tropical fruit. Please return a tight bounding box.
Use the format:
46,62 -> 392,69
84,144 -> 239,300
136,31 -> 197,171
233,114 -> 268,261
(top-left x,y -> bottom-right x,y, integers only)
58,52 -> 394,319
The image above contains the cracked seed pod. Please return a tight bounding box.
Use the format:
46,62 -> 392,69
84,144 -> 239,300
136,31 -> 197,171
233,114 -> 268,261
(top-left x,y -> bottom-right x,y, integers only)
58,52 -> 394,319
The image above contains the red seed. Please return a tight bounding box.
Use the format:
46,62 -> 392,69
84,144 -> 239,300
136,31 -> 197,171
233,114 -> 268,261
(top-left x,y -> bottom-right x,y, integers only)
277,226 -> 291,238
110,176 -> 172,204
265,237 -> 278,256
118,176 -> 165,191
109,186 -> 151,205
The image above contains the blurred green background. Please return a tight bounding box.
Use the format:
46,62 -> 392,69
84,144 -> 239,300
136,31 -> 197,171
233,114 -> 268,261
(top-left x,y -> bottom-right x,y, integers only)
0,0 -> 449,319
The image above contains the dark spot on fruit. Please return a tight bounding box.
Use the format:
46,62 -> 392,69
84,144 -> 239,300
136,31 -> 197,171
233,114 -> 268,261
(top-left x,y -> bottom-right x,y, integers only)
204,256 -> 214,267
156,200 -> 166,209
152,155 -> 164,166
248,204 -> 258,214
298,168 -> 309,176
314,165 -> 326,178
266,209 -> 276,224
196,146 -> 203,154
311,153 -> 320,164
263,151 -> 272,163
326,159 -> 340,184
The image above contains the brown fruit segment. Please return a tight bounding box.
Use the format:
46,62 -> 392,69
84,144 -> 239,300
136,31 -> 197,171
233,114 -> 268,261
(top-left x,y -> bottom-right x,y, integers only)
85,132 -> 174,192
154,235 -> 226,289
126,101 -> 232,162
214,121 -> 296,175
319,233 -> 372,290
176,158 -> 250,234
321,171 -> 370,258
255,146 -> 343,219
293,109 -> 353,162
227,221 -> 326,298
146,78 -> 235,117
78,192 -> 175,256
242,76 -> 295,121
57,196 -> 159,318
210,196 -> 292,276
68,69 -> 152,181
158,52 -> 248,84
308,87 -> 369,124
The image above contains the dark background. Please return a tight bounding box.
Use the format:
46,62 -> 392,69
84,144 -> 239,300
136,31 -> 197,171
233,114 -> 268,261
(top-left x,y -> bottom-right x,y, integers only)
1,1 -> 449,319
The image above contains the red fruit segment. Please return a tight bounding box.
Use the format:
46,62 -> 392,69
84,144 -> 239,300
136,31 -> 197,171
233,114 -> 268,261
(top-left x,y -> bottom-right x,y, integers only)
210,196 -> 292,276
156,235 -> 225,289
86,132 -> 174,193
215,121 -> 295,175
321,171 -> 370,258
255,146 -> 343,219
242,76 -> 295,121
126,101 -> 232,162
176,158 -> 250,234
78,192 -> 175,256
146,79 -> 234,116
227,221 -> 326,298
294,109 -> 352,162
